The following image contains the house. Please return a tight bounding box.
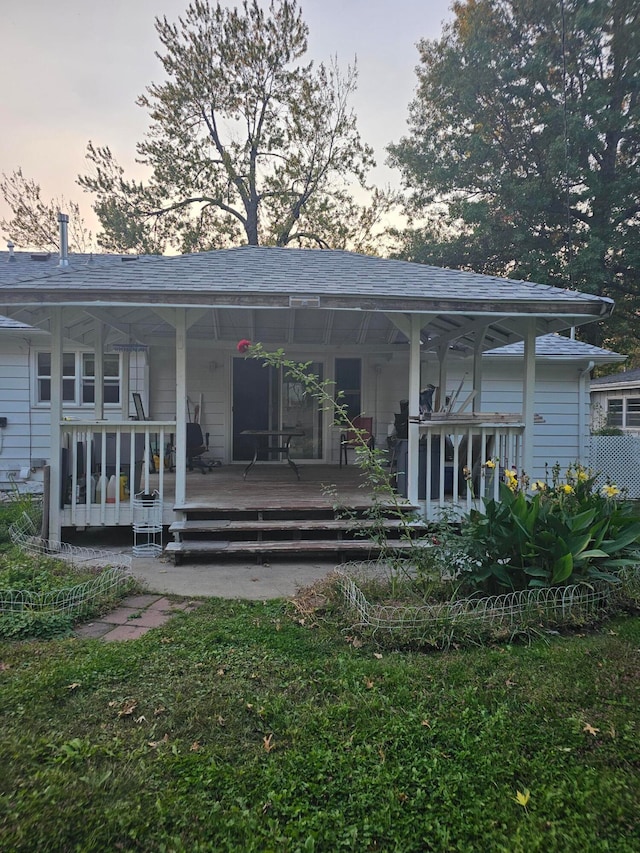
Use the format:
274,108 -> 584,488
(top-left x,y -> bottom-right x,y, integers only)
0,249 -> 150,492
590,368 -> 640,434
0,218 -> 617,555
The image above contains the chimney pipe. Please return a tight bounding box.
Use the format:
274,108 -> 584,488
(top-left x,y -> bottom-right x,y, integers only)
57,212 -> 69,267
7,240 -> 15,262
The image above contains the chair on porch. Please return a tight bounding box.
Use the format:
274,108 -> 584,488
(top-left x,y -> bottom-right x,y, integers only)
186,422 -> 211,474
339,416 -> 375,467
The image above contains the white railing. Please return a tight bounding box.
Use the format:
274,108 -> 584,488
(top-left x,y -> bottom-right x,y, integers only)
60,420 -> 175,527
417,419 -> 524,520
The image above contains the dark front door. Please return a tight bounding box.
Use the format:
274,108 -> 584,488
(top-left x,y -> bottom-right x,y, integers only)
232,358 -> 279,460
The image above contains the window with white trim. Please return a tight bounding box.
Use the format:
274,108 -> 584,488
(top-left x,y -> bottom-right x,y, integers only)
81,353 -> 120,404
606,398 -> 623,427
626,398 -> 640,427
36,351 -> 121,406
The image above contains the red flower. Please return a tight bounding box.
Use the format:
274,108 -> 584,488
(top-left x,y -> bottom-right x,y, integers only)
237,339 -> 251,353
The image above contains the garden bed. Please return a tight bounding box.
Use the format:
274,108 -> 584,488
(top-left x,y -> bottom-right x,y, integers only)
0,504 -> 134,639
336,559 -> 640,648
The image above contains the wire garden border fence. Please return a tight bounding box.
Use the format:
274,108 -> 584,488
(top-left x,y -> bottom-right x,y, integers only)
1,506 -> 132,617
337,560 -> 639,644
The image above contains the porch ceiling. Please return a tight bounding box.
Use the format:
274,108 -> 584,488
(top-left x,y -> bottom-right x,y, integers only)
0,303 -> 582,353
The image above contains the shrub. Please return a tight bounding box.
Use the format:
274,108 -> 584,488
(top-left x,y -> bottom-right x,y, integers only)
441,463 -> 640,593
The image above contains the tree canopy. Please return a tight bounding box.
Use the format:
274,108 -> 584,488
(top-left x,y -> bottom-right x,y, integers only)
1,169 -> 93,253
388,0 -> 640,352
79,0 -> 386,254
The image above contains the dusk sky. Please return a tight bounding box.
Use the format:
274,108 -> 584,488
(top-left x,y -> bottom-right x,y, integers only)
1,0 -> 454,239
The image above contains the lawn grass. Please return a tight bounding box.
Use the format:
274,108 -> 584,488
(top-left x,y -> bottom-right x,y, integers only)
0,595 -> 638,852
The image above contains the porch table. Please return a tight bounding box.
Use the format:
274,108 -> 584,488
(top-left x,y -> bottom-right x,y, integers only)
241,429 -> 305,480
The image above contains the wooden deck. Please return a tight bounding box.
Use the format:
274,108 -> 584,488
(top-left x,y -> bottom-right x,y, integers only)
154,464 -> 400,512
150,464 -> 420,563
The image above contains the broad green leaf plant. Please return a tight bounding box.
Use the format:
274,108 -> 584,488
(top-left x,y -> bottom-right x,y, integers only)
455,463 -> 640,592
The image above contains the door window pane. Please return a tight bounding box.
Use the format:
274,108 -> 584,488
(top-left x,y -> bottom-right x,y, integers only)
335,358 -> 361,421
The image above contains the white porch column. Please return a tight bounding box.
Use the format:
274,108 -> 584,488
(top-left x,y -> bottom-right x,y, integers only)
472,331 -> 485,413
120,350 -> 131,418
522,319 -> 536,479
175,309 -> 188,505
407,314 -> 422,505
437,346 -> 448,411
94,320 -> 104,420
49,308 -> 63,545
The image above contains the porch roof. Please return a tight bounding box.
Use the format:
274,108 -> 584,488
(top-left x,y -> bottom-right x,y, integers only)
0,247 -> 614,351
484,333 -> 626,364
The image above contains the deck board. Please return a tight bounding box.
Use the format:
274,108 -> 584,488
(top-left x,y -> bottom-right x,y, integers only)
147,464 -> 409,512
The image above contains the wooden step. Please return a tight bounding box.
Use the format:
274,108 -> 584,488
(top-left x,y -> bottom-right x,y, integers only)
169,518 -> 427,534
165,538 -> 423,561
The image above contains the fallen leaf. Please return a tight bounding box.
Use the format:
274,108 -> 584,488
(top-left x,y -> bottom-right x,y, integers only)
513,789 -> 530,808
217,668 -> 225,676
505,679 -> 517,688
583,723 -> 600,736
421,720 -> 431,728
134,715 -> 147,724
66,682 -> 81,690
217,715 -> 225,726
365,679 -> 374,689
263,733 -> 275,753
154,706 -> 166,716
352,638 -> 363,649
118,699 -> 138,717
190,741 -> 200,751
0,662 -> 10,672
374,653 -> 383,660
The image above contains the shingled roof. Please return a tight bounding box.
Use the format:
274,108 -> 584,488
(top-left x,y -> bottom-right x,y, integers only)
485,333 -> 625,363
0,247 -> 615,350
591,368 -> 640,388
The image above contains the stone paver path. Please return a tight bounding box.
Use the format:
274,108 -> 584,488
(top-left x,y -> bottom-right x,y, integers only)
74,594 -> 202,642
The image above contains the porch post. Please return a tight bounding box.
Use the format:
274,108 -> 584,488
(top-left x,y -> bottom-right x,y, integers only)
120,350 -> 131,419
175,309 -> 188,505
437,346 -> 448,412
472,331 -> 486,413
522,319 -> 536,479
407,314 -> 422,505
94,319 -> 104,420
49,308 -> 63,545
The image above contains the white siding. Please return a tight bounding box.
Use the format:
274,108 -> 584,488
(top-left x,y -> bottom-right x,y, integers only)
0,337 -> 42,487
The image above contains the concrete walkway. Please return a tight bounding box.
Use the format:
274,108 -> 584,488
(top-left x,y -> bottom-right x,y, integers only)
74,593 -> 203,642
67,528 -> 340,601
69,531 -> 340,641
132,552 -> 339,600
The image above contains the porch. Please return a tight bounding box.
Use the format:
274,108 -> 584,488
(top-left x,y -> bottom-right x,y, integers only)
58,418 -> 524,530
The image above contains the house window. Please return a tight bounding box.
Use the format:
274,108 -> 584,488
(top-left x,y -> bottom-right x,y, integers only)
37,352 -> 77,403
626,398 -> 640,427
335,357 -> 362,420
81,353 -> 120,404
36,351 -> 121,406
606,398 -> 623,427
